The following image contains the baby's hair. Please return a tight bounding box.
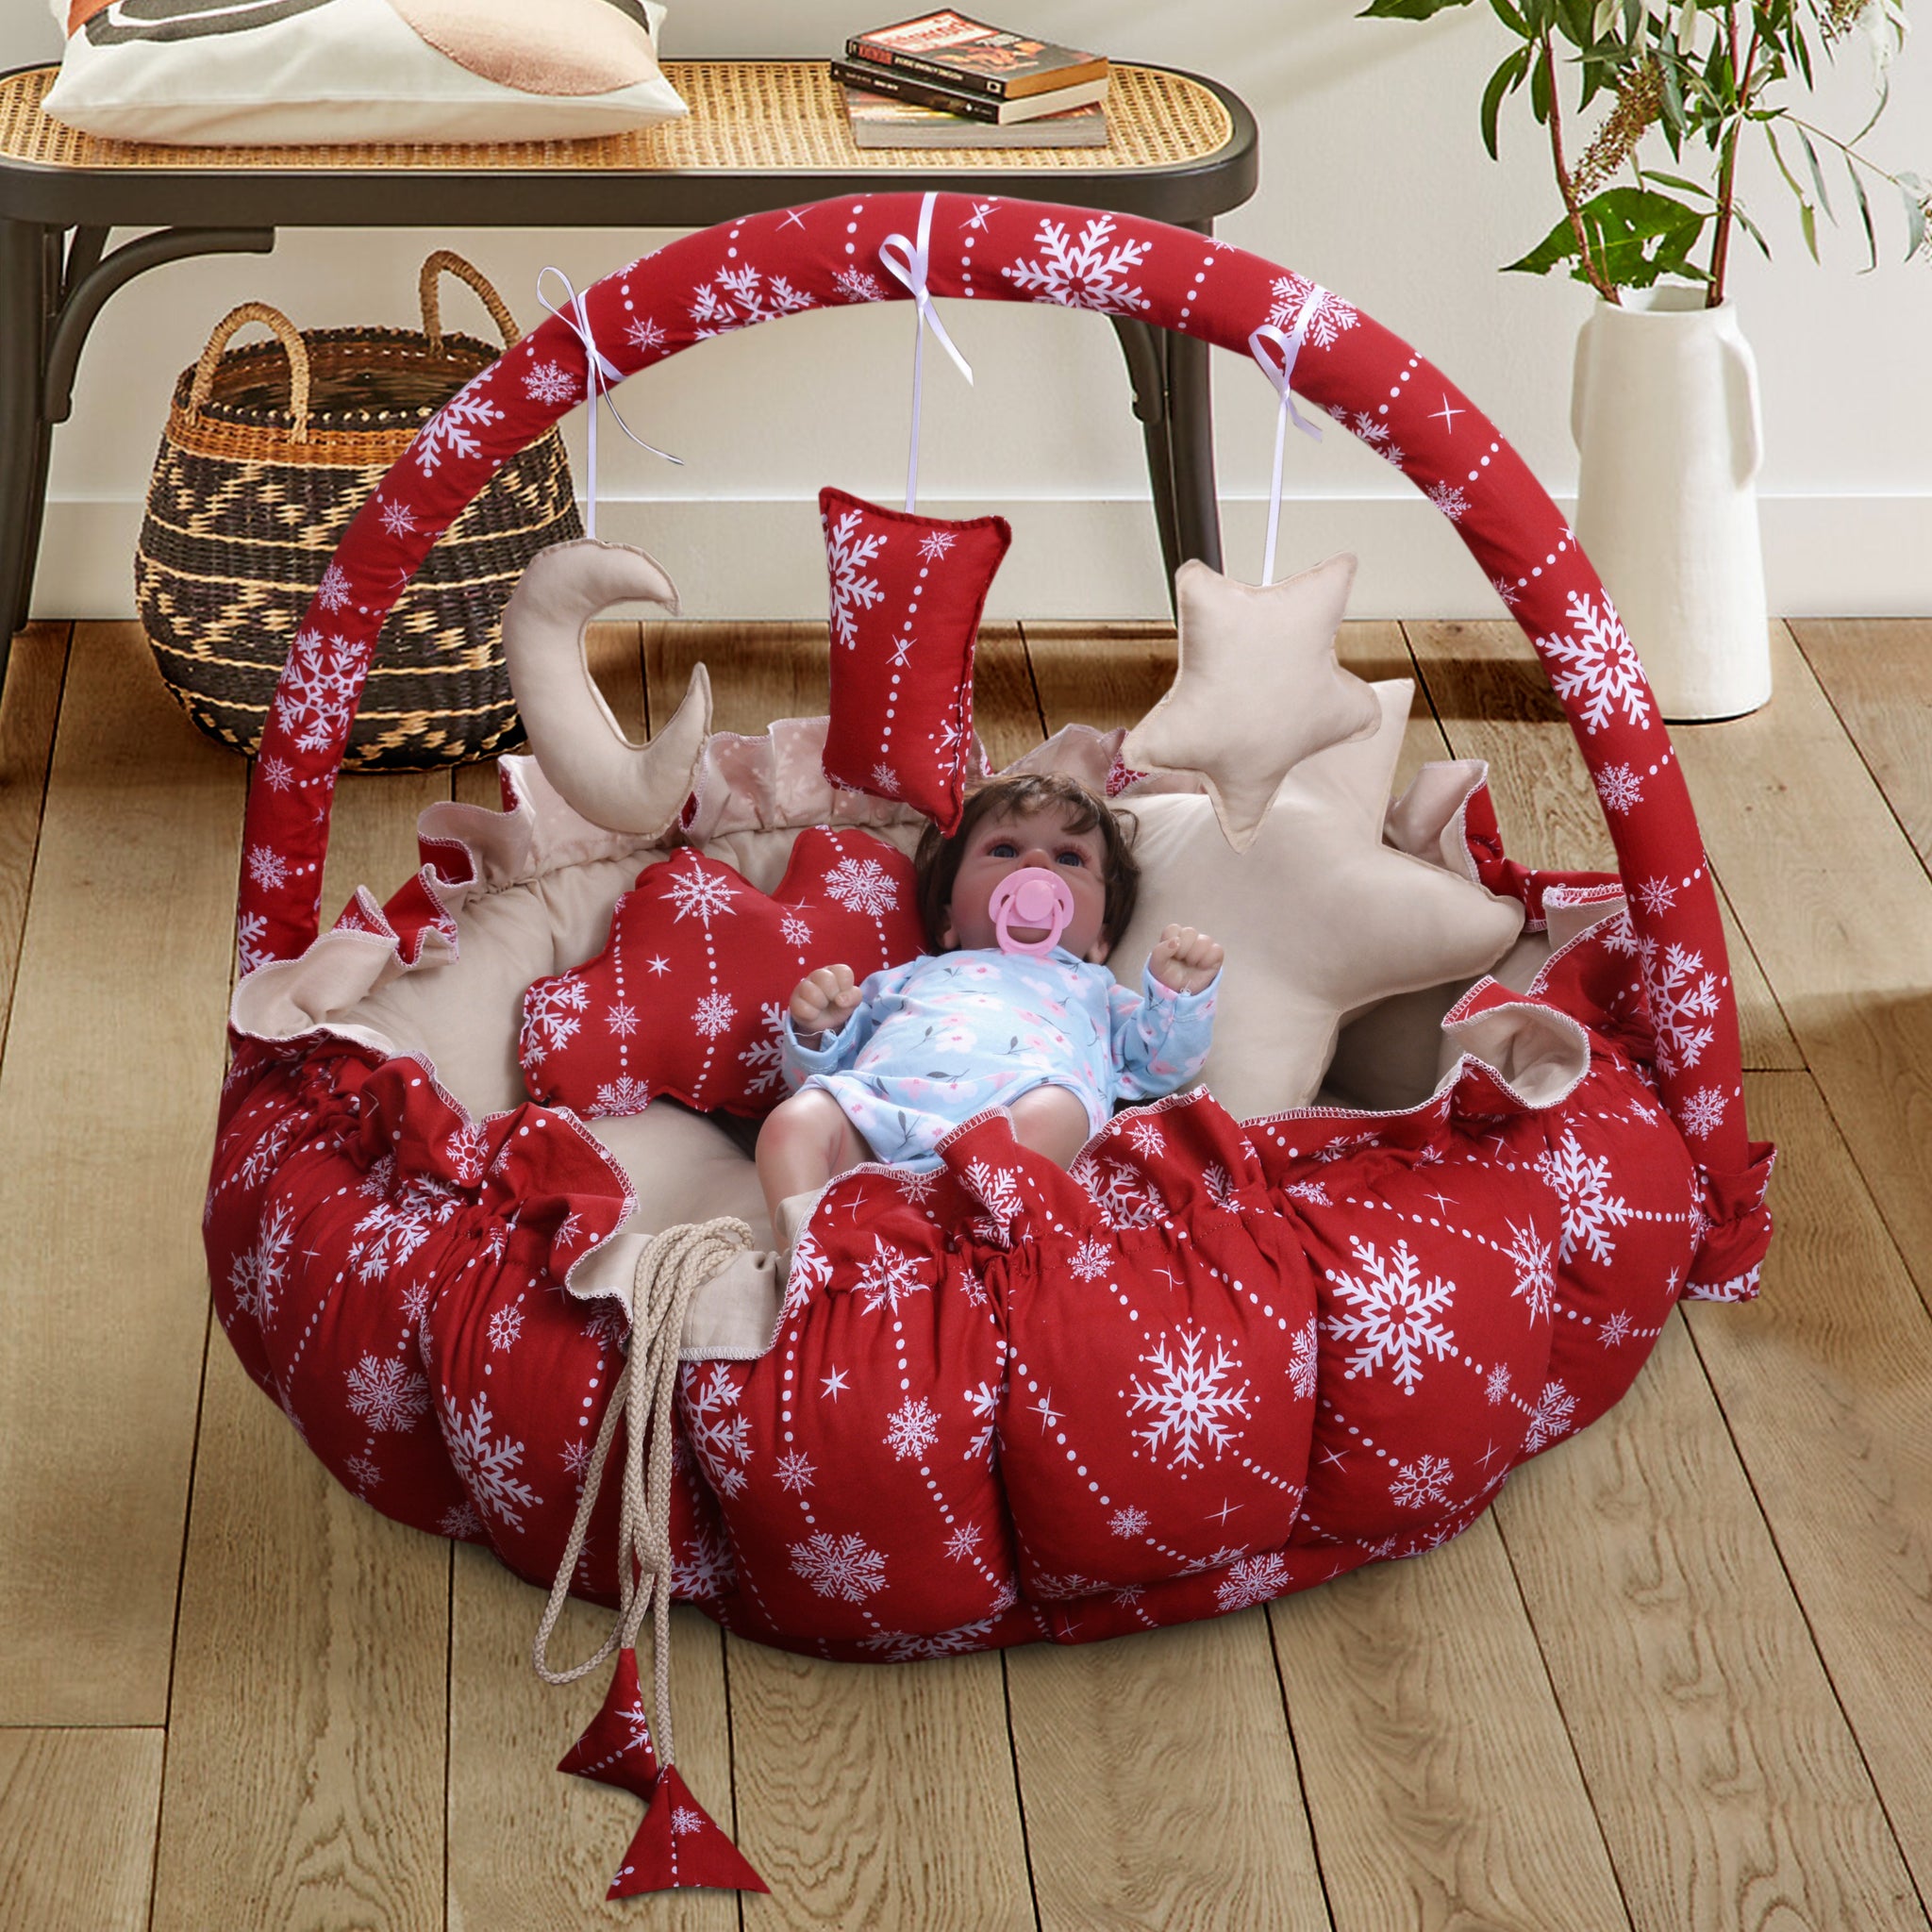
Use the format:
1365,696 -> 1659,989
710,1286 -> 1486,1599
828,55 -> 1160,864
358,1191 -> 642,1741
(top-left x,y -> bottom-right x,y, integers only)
914,771 -> 1141,952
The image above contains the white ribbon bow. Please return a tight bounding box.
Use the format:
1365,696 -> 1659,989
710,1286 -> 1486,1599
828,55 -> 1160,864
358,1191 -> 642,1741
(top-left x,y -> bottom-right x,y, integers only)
538,265 -> 682,541
1248,287 -> 1328,586
877,192 -> 974,511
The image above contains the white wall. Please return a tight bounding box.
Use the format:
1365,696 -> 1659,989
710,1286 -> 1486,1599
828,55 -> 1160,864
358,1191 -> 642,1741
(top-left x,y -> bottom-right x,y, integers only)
8,0 -> 1930,618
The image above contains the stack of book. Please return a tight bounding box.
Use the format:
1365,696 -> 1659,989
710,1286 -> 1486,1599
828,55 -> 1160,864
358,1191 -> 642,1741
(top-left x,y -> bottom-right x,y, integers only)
833,11 -> 1110,149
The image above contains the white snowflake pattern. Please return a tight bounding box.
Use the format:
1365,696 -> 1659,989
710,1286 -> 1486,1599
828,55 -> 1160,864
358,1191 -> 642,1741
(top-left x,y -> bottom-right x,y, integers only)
861,1619 -> 997,1661
682,1362 -> 752,1498
1068,1238 -> 1111,1283
591,1074 -> 652,1117
235,911 -> 272,978
347,1173 -> 459,1284
1266,273 -> 1359,347
918,529 -> 957,563
673,1521 -> 738,1600
440,1390 -> 540,1528
1288,1315 -> 1319,1403
1641,941 -> 1721,1074
1595,762 -> 1645,814
823,507 -> 887,651
228,1199 -> 293,1322
1203,1163 -> 1244,1213
606,1001 -> 639,1041
1534,1130 -> 1634,1268
440,1500 -> 485,1541
739,1001 -> 788,1096
1426,480 -> 1471,521
690,261 -> 814,335
942,1523 -> 983,1561
442,1123 -> 487,1186
488,1303 -> 524,1352
1506,1219 -> 1557,1323
834,266 -> 884,302
774,1448 -> 817,1493
790,1531 -> 888,1603
663,859 -> 739,928
692,990 -> 737,1040
625,314 -> 666,353
1071,1152 -> 1167,1230
855,1237 -> 930,1316
1599,1309 -> 1636,1347
1109,1505 -> 1151,1539
1325,1237 -> 1457,1396
521,974 -> 591,1063
779,908 -> 814,948
345,1453 -> 381,1492
963,1158 -> 1025,1248
1492,575 -> 1524,608
823,854 -> 901,916
783,1227 -> 834,1319
1680,1086 -> 1729,1138
869,761 -> 901,796
273,627 -> 369,754
1214,1552 -> 1291,1612
1002,213 -> 1151,313
412,368 -> 504,474
1129,1326 -> 1252,1471
1284,1178 -> 1330,1208
1125,1117 -> 1166,1159
885,1396 -> 941,1461
1389,1454 -> 1455,1510
1636,875 -> 1679,916
1540,591 -> 1654,736
376,496 -> 416,540
315,561 -> 352,611
897,1167 -> 940,1206
1522,1378 -> 1579,1454
258,755 -> 293,791
964,1379 -> 999,1465
523,360 -> 579,406
346,1354 -> 430,1432
1485,1362 -> 1513,1406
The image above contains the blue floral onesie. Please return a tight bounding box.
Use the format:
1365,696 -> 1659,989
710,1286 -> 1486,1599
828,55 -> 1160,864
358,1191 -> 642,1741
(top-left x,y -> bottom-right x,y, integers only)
781,946 -> 1221,1169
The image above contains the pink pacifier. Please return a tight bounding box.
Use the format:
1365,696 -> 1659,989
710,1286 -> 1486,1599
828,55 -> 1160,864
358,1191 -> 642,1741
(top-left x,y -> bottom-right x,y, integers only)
989,867 -> 1075,958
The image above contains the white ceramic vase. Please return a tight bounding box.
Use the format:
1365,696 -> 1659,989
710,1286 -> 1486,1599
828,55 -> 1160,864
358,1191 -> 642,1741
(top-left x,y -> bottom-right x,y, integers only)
1571,288 -> 1772,721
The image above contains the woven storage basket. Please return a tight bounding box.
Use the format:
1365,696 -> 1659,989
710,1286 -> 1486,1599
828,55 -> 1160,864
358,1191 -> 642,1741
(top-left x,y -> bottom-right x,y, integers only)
139,251 -> 583,770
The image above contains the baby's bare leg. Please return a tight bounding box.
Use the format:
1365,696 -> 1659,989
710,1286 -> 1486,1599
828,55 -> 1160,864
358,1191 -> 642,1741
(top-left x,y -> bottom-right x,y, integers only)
757,1089 -> 873,1237
1007,1084 -> 1093,1169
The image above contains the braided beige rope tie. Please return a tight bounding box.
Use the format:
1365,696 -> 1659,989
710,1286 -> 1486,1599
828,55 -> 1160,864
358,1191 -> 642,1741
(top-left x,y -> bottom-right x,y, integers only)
533,1217 -> 754,1769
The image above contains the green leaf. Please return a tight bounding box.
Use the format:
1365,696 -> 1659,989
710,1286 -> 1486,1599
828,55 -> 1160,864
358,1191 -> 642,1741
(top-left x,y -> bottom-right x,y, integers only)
1488,0 -> 1533,31
1732,200 -> 1774,259
1902,181 -> 1927,262
1850,158 -> 1876,271
1504,185 -> 1711,288
1799,196 -> 1820,261
1481,46 -> 1531,158
1530,38 -> 1553,120
1795,125 -> 1834,221
1642,170 -> 1714,198
1357,0 -> 1474,15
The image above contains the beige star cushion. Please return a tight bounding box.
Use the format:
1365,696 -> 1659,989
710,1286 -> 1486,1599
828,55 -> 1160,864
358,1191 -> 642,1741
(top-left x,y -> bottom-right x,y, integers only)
1112,680 -> 1526,1119
1121,554 -> 1383,855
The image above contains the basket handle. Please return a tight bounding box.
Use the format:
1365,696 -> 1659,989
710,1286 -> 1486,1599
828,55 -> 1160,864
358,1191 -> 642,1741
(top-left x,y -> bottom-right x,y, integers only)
421,250 -> 522,352
191,302 -> 311,442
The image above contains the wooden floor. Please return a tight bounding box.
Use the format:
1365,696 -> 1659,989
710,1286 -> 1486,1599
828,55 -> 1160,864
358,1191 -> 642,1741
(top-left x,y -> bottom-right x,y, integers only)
3,612 -> 1930,1932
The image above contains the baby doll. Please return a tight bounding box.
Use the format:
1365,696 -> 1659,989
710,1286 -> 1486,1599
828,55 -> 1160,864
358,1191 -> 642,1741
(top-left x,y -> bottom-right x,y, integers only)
756,771 -> 1225,1255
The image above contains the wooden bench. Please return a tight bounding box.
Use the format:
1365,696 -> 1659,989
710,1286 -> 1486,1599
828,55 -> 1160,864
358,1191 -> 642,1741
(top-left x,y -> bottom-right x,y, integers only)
0,58 -> 1257,682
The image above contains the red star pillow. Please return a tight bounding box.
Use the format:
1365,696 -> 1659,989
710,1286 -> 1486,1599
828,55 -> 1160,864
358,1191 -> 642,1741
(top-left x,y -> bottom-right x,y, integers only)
819,485 -> 1011,835
519,828 -> 924,1120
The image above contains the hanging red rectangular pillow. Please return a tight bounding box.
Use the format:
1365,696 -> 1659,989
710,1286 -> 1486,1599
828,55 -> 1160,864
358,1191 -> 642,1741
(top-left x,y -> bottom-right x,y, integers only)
818,485 -> 1011,834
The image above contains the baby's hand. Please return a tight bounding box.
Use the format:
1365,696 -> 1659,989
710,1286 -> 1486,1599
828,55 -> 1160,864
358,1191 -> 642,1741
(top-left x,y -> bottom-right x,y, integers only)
791,964 -> 863,1040
1149,924 -> 1224,996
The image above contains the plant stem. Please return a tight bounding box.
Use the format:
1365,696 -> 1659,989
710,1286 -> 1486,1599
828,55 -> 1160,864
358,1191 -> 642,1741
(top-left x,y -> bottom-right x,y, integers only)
1544,33 -> 1619,302
1707,10 -> 1758,305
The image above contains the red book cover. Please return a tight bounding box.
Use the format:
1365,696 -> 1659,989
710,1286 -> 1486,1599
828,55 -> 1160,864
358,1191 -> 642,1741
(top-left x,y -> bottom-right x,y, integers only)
846,11 -> 1108,99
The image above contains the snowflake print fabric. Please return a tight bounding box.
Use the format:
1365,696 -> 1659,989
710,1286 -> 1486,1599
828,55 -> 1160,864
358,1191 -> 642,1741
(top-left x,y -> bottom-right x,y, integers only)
817,487 -> 1012,835
519,829 -> 924,1119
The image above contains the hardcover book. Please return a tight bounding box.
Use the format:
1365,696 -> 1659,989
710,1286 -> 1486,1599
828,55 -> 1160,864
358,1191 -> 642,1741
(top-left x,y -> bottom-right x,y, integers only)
829,58 -> 1108,124
845,10 -> 1108,100
841,82 -> 1108,146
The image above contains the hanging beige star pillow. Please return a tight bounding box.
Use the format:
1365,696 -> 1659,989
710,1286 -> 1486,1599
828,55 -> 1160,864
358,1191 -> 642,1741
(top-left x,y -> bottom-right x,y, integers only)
1121,554 -> 1383,854
1112,679 -> 1526,1120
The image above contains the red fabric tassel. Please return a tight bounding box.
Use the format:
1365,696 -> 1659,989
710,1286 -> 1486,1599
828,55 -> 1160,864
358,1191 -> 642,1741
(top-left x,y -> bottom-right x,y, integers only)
607,1765 -> 770,1898
556,1646 -> 659,1800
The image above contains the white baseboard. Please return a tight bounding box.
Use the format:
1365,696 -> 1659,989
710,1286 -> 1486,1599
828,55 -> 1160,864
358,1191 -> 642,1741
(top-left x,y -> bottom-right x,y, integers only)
33,491 -> 1932,623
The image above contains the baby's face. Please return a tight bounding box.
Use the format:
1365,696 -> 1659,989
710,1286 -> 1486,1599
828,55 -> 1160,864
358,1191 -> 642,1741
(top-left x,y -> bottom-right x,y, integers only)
942,804 -> 1113,962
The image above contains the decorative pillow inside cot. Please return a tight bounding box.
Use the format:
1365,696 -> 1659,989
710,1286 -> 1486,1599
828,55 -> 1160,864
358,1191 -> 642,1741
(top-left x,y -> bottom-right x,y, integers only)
42,0 -> 686,145
1109,679 -> 1527,1122
818,487 -> 1012,835
518,828 -> 925,1120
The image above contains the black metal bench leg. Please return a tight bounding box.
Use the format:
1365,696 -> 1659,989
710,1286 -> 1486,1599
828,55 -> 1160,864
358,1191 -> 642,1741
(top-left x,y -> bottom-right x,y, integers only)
1167,223 -> 1224,579
0,220 -> 55,694
1108,313 -> 1181,604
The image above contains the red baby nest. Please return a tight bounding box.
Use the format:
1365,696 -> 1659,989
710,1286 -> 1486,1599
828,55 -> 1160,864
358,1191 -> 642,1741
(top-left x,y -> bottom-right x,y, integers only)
205,194 -> 1776,1896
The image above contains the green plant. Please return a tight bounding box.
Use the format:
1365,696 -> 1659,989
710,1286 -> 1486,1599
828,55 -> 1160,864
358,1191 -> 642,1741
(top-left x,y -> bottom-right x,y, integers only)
1361,0 -> 1929,303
